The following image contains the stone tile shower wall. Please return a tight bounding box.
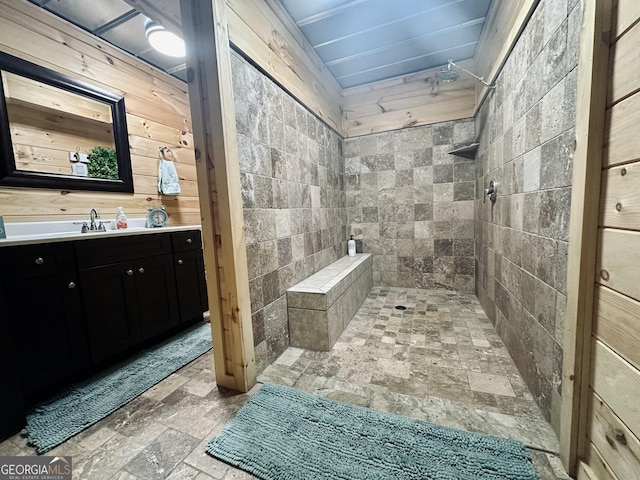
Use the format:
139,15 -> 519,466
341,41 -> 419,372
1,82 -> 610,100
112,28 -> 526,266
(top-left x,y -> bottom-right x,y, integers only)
474,0 -> 581,434
231,51 -> 347,374
343,120 -> 476,292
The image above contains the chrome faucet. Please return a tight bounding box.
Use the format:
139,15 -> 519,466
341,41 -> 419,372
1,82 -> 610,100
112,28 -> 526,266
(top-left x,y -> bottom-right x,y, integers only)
74,208 -> 106,233
90,208 -> 100,231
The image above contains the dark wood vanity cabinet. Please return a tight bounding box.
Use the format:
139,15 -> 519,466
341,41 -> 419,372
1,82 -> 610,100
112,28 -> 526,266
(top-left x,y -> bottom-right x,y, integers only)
0,242 -> 91,398
75,232 -> 199,365
79,254 -> 181,365
0,229 -> 207,413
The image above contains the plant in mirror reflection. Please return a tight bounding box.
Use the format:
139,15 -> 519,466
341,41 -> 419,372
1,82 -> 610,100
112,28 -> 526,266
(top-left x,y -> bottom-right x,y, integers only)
87,146 -> 119,179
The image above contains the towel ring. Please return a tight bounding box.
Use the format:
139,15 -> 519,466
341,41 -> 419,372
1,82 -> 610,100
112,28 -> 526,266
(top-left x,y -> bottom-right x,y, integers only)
158,146 -> 176,162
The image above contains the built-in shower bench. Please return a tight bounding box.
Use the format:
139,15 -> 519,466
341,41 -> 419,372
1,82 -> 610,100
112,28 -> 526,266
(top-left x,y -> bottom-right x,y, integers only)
287,253 -> 372,351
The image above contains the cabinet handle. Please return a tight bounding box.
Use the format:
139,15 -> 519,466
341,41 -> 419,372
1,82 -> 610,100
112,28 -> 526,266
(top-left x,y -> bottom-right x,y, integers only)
186,238 -> 193,244
35,257 -> 44,265
177,259 -> 184,265
68,281 -> 76,289
138,267 -> 145,274
127,269 -> 134,276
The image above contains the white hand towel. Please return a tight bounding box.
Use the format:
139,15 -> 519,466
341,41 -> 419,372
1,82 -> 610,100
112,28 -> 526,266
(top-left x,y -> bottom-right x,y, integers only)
158,147 -> 181,195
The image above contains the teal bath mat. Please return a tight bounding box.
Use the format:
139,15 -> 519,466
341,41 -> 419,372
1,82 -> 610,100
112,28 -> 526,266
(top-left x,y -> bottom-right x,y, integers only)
24,323 -> 212,453
207,383 -> 540,480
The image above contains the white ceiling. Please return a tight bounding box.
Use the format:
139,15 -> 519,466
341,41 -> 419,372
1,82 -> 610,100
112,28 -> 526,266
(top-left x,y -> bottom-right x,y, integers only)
27,0 -> 493,88
280,0 -> 492,88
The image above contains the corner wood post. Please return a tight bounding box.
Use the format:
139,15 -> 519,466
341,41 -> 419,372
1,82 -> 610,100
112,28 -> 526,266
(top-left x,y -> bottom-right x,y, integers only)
559,0 -> 611,474
179,0 -> 256,392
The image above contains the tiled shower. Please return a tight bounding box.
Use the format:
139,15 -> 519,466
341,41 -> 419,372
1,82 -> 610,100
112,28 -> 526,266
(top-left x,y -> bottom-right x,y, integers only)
343,121 -> 476,293
232,51 -> 347,374
234,0 -> 580,436
475,0 -> 580,433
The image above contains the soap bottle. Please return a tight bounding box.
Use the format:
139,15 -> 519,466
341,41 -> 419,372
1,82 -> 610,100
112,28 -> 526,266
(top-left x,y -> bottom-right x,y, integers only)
115,207 -> 128,230
348,235 -> 356,256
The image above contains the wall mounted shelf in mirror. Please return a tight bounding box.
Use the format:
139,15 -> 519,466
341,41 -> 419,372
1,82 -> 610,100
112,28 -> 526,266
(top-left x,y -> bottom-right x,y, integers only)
0,51 -> 133,193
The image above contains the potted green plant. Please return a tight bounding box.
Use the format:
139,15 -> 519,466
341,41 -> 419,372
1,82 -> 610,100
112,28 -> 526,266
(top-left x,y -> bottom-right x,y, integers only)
87,146 -> 119,179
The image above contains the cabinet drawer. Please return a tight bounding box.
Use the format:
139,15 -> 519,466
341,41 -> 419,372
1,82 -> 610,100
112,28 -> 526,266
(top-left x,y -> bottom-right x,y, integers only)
0,242 -> 75,280
75,233 -> 171,268
172,230 -> 202,252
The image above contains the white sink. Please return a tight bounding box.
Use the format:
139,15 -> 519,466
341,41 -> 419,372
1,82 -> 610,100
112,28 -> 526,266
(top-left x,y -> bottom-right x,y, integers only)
4,218 -> 149,240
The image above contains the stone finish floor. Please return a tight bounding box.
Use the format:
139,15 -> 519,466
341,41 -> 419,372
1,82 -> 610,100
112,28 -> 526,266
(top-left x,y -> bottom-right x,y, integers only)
0,287 -> 569,479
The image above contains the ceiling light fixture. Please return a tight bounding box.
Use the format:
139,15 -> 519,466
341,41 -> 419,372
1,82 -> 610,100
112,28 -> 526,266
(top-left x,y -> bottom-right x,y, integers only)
145,21 -> 185,58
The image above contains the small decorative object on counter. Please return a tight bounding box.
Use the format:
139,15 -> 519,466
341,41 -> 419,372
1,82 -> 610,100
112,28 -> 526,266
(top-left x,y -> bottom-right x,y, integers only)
115,207 -> 128,229
147,205 -> 169,228
348,235 -> 356,257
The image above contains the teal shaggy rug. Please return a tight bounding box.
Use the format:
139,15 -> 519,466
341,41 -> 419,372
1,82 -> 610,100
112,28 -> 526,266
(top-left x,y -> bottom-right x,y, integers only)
24,323 -> 212,453
207,383 -> 540,480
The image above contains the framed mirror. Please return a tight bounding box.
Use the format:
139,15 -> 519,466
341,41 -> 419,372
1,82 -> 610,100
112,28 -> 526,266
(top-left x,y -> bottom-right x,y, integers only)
0,51 -> 133,192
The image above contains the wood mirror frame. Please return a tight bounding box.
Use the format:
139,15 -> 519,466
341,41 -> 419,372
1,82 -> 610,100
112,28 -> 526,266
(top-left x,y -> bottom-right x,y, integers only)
0,51 -> 133,193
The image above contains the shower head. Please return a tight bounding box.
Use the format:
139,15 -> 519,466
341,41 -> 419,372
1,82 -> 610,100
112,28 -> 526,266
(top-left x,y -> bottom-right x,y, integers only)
434,67 -> 459,83
435,59 -> 496,89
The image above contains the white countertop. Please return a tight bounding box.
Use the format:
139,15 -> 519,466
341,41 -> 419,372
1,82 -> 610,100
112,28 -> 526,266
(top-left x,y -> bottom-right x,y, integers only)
0,219 -> 202,247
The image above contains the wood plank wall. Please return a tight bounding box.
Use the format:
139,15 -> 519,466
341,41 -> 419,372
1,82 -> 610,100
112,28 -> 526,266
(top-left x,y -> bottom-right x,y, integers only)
341,62 -> 477,137
124,0 -> 343,134
584,0 -> 640,477
5,72 -> 115,175
0,0 -> 199,225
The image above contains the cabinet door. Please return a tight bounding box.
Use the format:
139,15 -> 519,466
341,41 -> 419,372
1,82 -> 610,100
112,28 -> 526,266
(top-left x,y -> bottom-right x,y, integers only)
79,262 -> 141,365
0,285 -> 25,439
135,254 -> 180,341
174,248 -> 208,325
4,272 -> 90,397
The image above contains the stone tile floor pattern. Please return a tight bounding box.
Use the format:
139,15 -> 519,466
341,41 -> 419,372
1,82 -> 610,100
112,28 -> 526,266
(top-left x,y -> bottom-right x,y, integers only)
0,287 -> 569,479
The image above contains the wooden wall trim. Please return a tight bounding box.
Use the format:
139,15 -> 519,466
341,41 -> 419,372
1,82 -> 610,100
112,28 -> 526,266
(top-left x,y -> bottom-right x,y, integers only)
180,0 -> 255,392
560,0 -> 612,474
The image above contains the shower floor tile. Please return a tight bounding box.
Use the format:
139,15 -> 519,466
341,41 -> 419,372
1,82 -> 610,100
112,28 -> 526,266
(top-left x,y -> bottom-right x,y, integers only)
0,287 -> 569,479
259,287 -> 569,479
467,371 -> 517,397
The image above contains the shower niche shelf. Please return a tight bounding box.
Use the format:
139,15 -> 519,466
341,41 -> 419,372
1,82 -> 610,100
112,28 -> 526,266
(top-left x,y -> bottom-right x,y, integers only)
447,142 -> 479,159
